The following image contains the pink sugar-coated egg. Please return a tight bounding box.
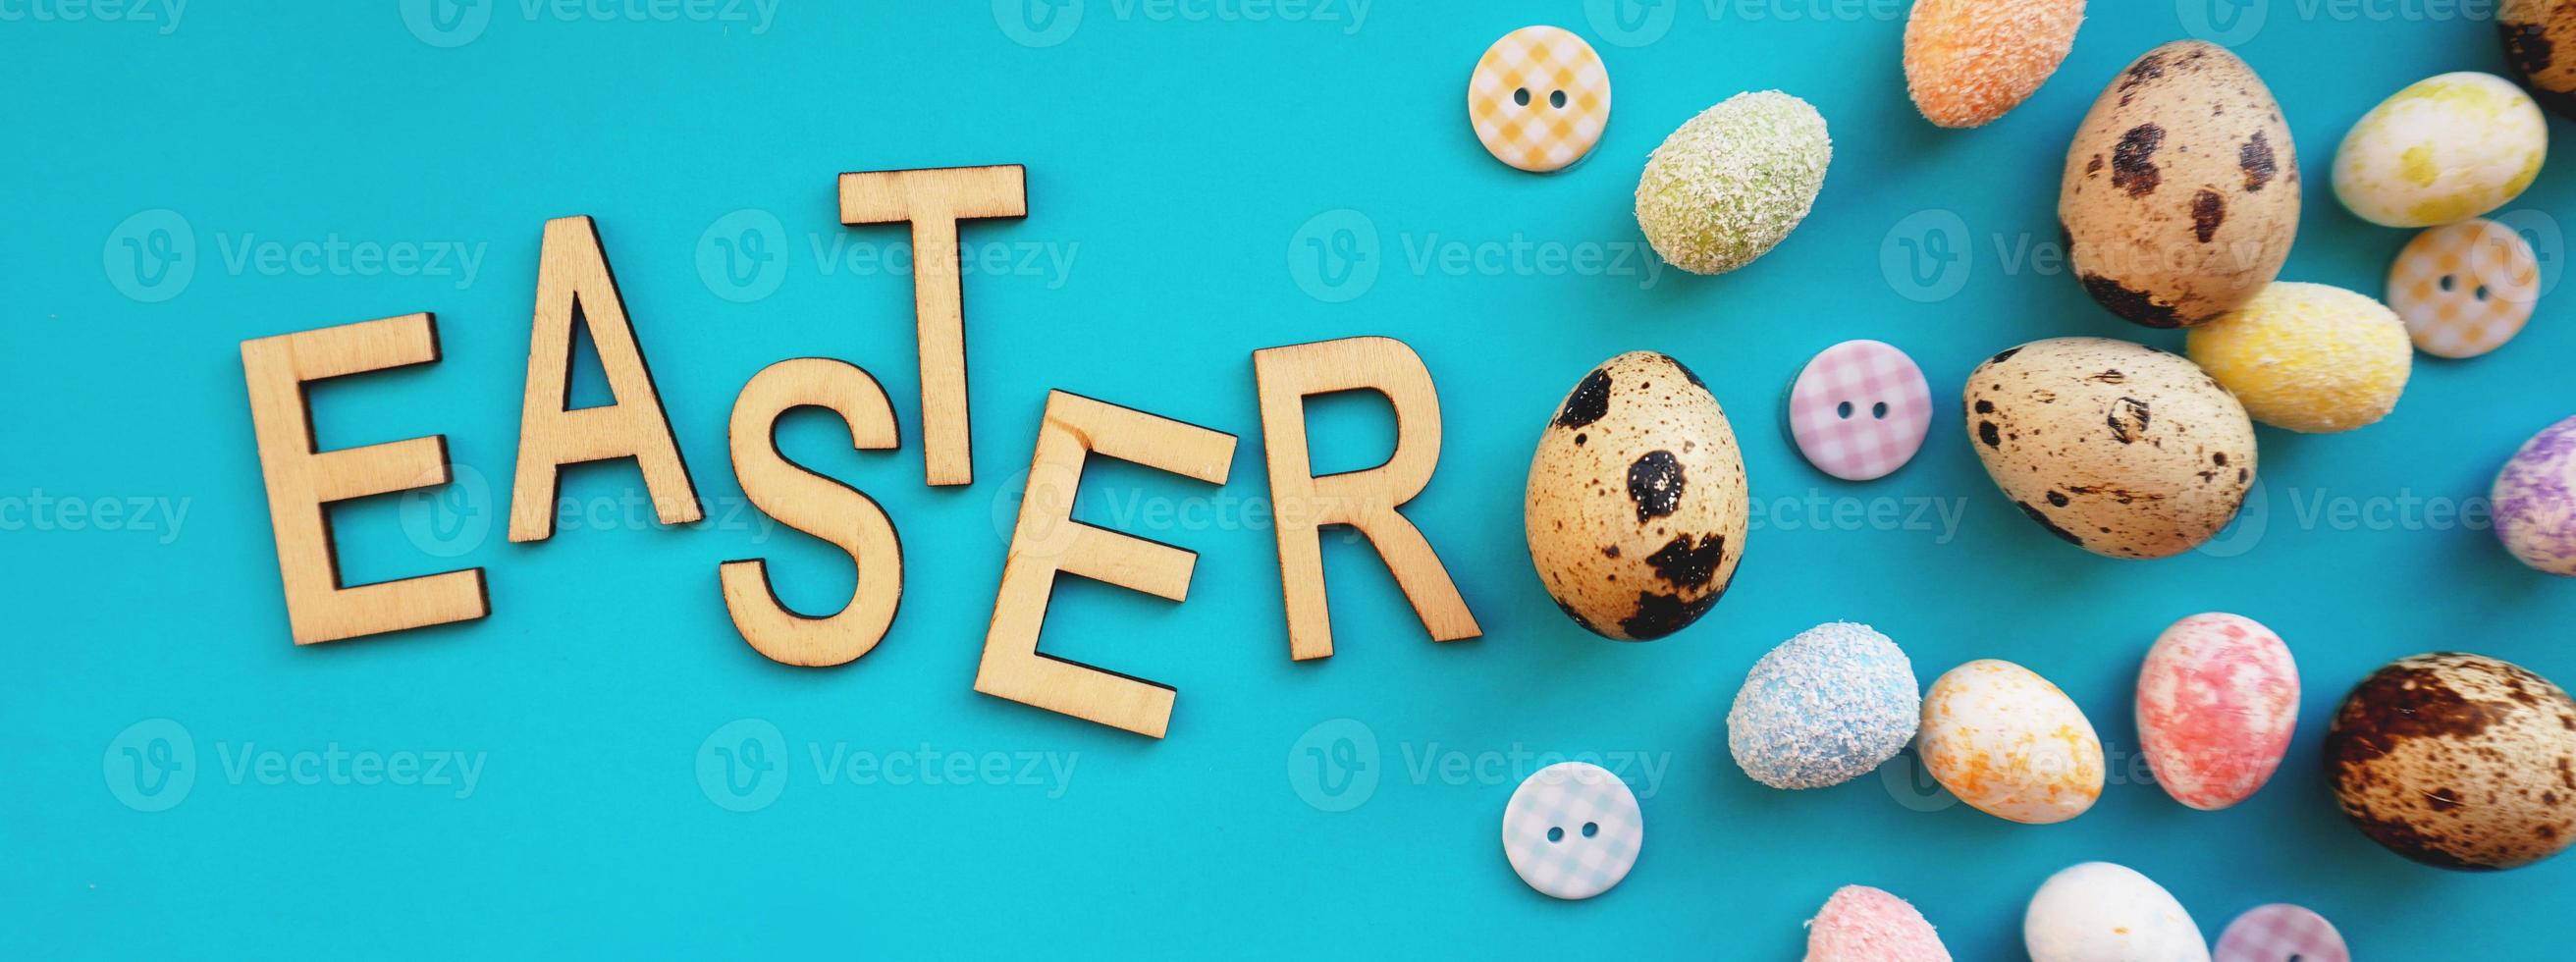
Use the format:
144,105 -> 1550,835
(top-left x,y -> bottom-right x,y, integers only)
2136,614 -> 2299,810
1805,885 -> 1952,962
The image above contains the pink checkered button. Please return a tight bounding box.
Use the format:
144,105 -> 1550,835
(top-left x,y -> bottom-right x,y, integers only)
1789,340 -> 1933,481
2214,904 -> 2347,962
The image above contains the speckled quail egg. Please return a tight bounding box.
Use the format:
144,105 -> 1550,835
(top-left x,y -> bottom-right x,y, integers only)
2061,40 -> 2299,328
2327,653 -> 2576,870
2502,0 -> 2576,119
1526,351 -> 1748,641
1964,338 -> 2258,560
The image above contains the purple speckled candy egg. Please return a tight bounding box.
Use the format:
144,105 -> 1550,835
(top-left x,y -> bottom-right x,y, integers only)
2494,415 -> 2576,575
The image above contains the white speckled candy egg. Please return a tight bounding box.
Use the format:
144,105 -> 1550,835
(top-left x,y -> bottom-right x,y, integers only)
2136,613 -> 2298,811
1806,885 -> 1953,962
2024,862 -> 2209,962
1920,660 -> 2105,825
1965,338 -> 2259,560
1526,351 -> 1748,640
2061,41 -> 2299,328
2494,415 -> 2576,575
1729,622 -> 1920,789
2334,72 -> 2549,228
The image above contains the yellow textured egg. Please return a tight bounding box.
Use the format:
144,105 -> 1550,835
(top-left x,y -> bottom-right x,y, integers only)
2186,282 -> 2413,433
2334,72 -> 2549,228
1919,659 -> 2105,825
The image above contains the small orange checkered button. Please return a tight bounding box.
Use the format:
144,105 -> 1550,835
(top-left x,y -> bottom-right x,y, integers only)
1467,26 -> 1610,174
2387,218 -> 2541,359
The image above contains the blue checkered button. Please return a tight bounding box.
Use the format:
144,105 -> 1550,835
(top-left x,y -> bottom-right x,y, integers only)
1502,761 -> 1642,900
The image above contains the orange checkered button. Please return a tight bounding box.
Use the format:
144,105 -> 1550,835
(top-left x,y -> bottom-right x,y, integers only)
1467,26 -> 1610,174
2388,218 -> 2541,359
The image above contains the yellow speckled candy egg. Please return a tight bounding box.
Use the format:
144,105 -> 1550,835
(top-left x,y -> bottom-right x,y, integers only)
1920,660 -> 2105,825
2334,72 -> 2549,228
1965,338 -> 2259,560
2061,41 -> 2299,328
1526,351 -> 1748,641
2187,282 -> 2412,433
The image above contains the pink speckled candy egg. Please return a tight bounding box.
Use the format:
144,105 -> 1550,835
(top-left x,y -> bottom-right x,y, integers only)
1805,885 -> 1952,962
2136,614 -> 2299,811
2494,414 -> 2576,575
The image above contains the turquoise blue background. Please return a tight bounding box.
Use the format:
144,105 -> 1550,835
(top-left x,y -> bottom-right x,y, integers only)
8,1 -> 2575,957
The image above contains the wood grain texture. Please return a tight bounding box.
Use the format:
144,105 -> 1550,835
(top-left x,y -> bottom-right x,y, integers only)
1253,336 -> 1480,661
507,215 -> 702,543
973,390 -> 1235,738
241,313 -> 489,645
719,357 -> 905,668
838,165 -> 1028,487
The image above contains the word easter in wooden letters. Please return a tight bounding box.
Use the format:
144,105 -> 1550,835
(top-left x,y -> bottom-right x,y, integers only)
238,167 -> 1482,738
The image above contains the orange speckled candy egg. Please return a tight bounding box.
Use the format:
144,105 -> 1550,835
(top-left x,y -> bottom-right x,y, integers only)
1903,0 -> 2087,129
2136,614 -> 2299,811
1919,660 -> 2105,825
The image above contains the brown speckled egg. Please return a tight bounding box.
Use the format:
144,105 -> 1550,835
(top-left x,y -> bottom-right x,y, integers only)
2327,653 -> 2576,871
1964,338 -> 2257,560
2502,0 -> 2576,119
2061,40 -> 2299,328
1526,351 -> 1747,641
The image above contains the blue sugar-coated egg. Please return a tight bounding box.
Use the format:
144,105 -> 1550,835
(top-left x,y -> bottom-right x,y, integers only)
1728,622 -> 1920,789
